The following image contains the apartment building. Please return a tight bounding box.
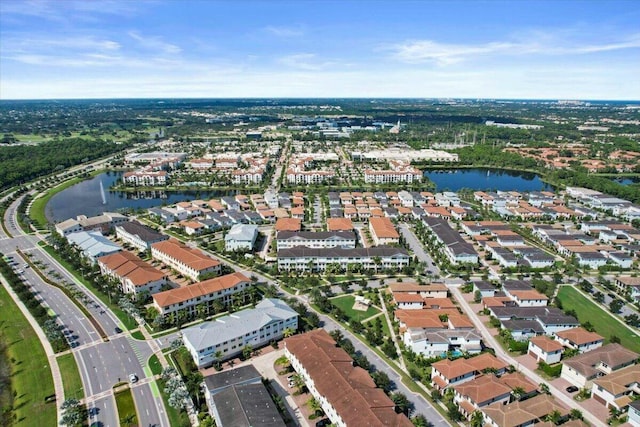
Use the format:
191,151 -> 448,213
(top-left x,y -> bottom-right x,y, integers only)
276,231 -> 356,250
152,272 -> 250,317
151,239 -> 221,281
182,299 -> 298,368
277,246 -> 410,273
284,329 -> 412,427
368,217 -> 400,246
115,221 -> 168,252
97,251 -> 167,297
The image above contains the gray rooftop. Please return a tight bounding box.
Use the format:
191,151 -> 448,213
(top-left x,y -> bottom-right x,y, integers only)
277,230 -> 355,241
204,365 -> 261,393
212,384 -> 286,427
182,299 -> 298,352
116,221 -> 167,243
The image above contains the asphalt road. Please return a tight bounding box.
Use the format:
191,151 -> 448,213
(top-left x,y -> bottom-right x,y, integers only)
398,223 -> 441,277
1,195 -> 168,427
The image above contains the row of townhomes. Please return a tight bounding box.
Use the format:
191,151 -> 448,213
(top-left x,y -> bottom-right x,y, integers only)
284,329 -> 413,427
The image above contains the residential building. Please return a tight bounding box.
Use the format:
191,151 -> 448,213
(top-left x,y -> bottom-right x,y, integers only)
276,231 -> 356,249
67,231 -> 122,263
452,375 -> 513,420
152,272 -> 251,317
555,327 -> 604,353
203,365 -> 285,427
326,218 -> 354,232
115,221 -> 168,252
431,353 -> 508,390
368,217 -> 400,246
528,336 -> 563,364
225,224 -> 258,252
615,276 -> 640,302
423,217 -> 479,265
274,218 -> 302,233
591,365 -> 640,410
388,282 -> 448,299
481,394 -> 568,427
629,400 -> 640,427
183,299 -> 298,368
277,246 -> 410,273
97,251 -> 167,297
151,240 -> 221,281
560,343 -> 638,389
55,212 -> 129,236
122,170 -> 168,186
284,329 -> 412,427
404,329 -> 482,357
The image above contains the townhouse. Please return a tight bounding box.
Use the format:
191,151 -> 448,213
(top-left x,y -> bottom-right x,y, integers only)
182,299 -> 298,368
277,246 -> 410,273
151,239 -> 221,281
368,217 -> 400,246
452,375 -> 513,420
97,251 -> 167,297
424,217 -> 479,265
481,394 -> 568,427
615,276 -> 640,302
388,282 -> 448,299
276,231 -> 357,250
152,272 -> 251,317
284,329 -> 412,427
115,221 -> 168,252
56,212 -> 129,236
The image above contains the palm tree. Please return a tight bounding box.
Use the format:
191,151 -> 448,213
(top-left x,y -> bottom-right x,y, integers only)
544,409 -> 563,425
539,382 -> 550,395
282,327 -> 295,338
120,413 -> 136,427
470,410 -> 484,427
512,386 -> 525,401
307,397 -> 323,417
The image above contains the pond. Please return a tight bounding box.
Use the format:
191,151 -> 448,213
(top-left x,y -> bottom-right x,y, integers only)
611,176 -> 640,186
46,172 -> 237,223
423,168 -> 551,192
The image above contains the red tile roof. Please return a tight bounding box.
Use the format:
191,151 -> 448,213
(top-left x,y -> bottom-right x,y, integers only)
152,272 -> 249,308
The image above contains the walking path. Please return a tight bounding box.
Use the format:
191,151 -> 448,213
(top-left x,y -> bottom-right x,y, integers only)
378,293 -> 406,371
448,284 -> 606,427
0,274 -> 64,424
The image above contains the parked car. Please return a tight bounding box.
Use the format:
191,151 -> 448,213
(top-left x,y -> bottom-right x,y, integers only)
566,386 -> 579,393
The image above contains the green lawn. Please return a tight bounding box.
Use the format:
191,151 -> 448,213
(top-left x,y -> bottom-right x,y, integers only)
363,315 -> 391,337
148,354 -> 163,376
556,286 -> 640,353
0,282 -> 56,427
331,295 -> 381,323
114,387 -> 138,427
57,353 -> 84,400
130,330 -> 145,340
158,379 -> 191,427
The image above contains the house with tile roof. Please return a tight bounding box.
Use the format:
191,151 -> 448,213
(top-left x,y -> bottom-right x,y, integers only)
368,217 -> 400,246
284,329 -> 412,427
591,364 -> 640,410
151,239 -> 221,281
152,272 -> 250,317
453,375 -> 513,419
555,327 -> 604,353
560,343 -> 638,389
430,353 -> 509,390
528,336 -> 564,364
481,394 -> 569,427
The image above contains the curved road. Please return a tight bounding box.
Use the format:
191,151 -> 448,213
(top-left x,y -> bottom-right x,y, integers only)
0,195 -> 168,427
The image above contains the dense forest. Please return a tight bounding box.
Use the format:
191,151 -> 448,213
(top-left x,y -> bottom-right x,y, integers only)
0,138 -> 132,190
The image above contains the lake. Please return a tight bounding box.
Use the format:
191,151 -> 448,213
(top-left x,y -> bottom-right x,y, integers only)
423,168 -> 550,192
611,177 -> 640,186
46,172 -> 236,223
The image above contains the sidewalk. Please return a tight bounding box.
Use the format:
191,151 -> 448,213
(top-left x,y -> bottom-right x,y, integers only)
0,274 -> 64,424
449,284 -> 606,427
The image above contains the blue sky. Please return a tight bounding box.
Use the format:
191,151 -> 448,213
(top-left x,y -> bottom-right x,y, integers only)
1,0 -> 639,100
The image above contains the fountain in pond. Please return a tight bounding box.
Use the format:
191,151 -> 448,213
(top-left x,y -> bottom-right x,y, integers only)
99,180 -> 107,205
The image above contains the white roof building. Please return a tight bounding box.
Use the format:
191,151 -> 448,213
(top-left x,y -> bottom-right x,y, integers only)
67,231 -> 121,263
182,299 -> 298,368
225,224 -> 259,252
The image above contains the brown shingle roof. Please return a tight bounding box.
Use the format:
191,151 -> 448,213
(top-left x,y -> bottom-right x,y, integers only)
453,375 -> 512,405
592,364 -> 640,396
562,343 -> 638,378
388,282 -> 447,293
285,330 -> 412,427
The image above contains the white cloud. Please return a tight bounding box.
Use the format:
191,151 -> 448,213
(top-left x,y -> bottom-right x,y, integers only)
387,33 -> 640,65
128,31 -> 182,55
277,53 -> 337,71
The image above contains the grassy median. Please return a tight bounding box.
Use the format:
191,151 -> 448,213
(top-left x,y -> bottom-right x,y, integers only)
0,282 -> 56,427
57,353 -> 84,400
114,387 -> 138,427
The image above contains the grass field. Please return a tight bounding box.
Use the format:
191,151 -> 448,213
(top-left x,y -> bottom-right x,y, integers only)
0,283 -> 56,427
114,387 -> 138,427
57,353 -> 84,400
331,295 -> 381,322
158,378 -> 191,427
130,330 -> 145,340
556,286 -> 640,353
148,354 -> 163,376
